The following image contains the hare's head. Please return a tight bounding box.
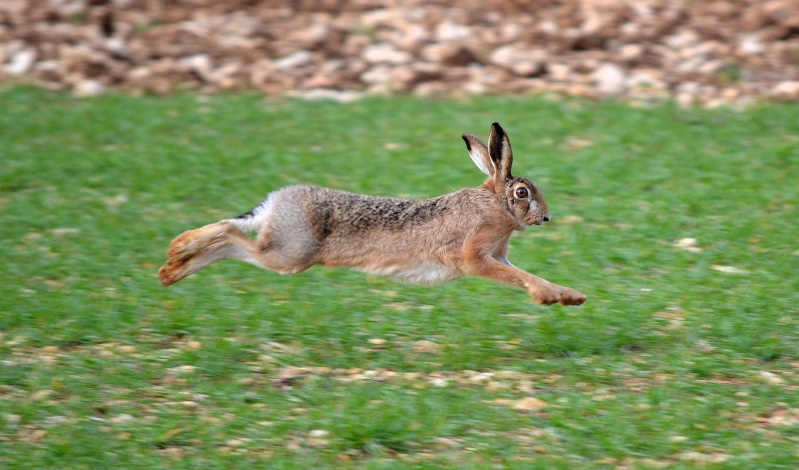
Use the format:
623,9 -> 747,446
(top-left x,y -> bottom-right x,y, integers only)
462,123 -> 550,229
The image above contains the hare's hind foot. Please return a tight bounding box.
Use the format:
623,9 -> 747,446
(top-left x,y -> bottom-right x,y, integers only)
159,223 -> 236,286
165,223 -> 229,263
158,263 -> 184,287
159,231 -> 203,286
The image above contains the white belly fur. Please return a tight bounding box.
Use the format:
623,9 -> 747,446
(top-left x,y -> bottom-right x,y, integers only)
361,263 -> 463,285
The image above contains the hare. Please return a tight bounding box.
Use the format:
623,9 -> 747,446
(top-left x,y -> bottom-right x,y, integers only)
159,123 -> 586,306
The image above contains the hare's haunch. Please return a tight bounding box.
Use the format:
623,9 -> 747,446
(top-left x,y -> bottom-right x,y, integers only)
159,123 -> 586,306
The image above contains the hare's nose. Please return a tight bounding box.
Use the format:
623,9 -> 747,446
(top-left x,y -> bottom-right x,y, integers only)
543,214 -> 551,222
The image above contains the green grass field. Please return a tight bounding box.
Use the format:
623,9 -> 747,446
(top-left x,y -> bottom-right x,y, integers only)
1,86 -> 798,468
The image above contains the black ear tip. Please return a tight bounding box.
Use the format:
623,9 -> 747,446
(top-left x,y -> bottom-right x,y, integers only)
491,122 -> 505,135
461,134 -> 472,150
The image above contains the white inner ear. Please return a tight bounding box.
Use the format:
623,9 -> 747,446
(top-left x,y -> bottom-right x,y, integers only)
467,149 -> 492,176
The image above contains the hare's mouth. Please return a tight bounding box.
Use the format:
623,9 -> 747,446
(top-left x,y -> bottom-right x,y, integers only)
526,212 -> 551,227
526,215 -> 544,226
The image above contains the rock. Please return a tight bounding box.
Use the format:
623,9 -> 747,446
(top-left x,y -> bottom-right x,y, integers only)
512,396 -> 548,411
538,20 -> 559,35
362,43 -> 413,65
619,44 -> 644,62
436,21 -> 472,42
289,22 -> 331,48
674,237 -> 702,253
676,451 -> 729,464
412,340 -> 441,354
73,79 -> 106,97
627,69 -> 666,90
710,265 -> 749,275
413,81 -> 452,97
758,370 -> 785,386
5,414 -> 21,424
548,63 -> 573,81
738,34 -> 765,56
361,65 -> 392,86
593,63 -> 627,95
773,81 -> 799,98
677,81 -> 701,96
225,438 -> 247,447
105,37 -> 129,58
429,376 -> 449,387
30,389 -> 54,401
698,60 -> 723,75
666,29 -> 701,49
274,51 -> 313,71
421,43 -> 479,66
6,49 -> 36,75
489,44 -> 546,77
183,54 -> 212,80
410,62 -> 443,82
381,23 -> 429,51
168,365 -> 197,374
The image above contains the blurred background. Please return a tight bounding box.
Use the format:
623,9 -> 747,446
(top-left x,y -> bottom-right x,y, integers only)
2,0 -> 799,105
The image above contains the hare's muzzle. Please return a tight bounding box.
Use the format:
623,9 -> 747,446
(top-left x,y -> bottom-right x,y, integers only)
527,212 -> 550,226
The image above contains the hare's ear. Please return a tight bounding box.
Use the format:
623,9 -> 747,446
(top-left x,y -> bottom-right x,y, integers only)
462,133 -> 493,176
488,122 -> 513,181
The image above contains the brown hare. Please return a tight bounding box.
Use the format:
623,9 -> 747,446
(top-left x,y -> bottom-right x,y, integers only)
159,123 -> 586,306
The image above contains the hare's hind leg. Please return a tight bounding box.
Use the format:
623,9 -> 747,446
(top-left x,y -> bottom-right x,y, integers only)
159,220 -> 318,286
159,221 -> 254,286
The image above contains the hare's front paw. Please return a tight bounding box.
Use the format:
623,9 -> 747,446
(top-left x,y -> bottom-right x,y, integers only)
530,286 -> 562,305
557,286 -> 586,306
530,285 -> 586,306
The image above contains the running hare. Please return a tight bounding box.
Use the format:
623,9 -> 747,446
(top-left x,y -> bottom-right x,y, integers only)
159,123 -> 586,306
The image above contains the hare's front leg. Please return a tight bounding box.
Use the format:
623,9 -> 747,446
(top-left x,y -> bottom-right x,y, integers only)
546,283 -> 587,306
464,257 -> 586,306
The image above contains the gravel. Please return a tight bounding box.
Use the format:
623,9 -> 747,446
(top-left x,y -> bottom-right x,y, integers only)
2,0 -> 799,106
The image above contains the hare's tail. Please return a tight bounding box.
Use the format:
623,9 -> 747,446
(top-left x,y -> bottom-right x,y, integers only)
229,196 -> 274,233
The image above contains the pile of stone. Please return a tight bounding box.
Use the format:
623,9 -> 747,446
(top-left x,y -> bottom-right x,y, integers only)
2,0 -> 799,105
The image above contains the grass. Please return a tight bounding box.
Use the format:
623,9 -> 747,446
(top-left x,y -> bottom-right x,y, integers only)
1,86 -> 798,468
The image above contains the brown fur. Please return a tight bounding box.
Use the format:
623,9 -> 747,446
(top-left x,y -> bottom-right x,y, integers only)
158,123 -> 586,306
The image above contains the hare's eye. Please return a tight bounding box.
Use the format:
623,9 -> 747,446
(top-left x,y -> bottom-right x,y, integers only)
515,187 -> 529,199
